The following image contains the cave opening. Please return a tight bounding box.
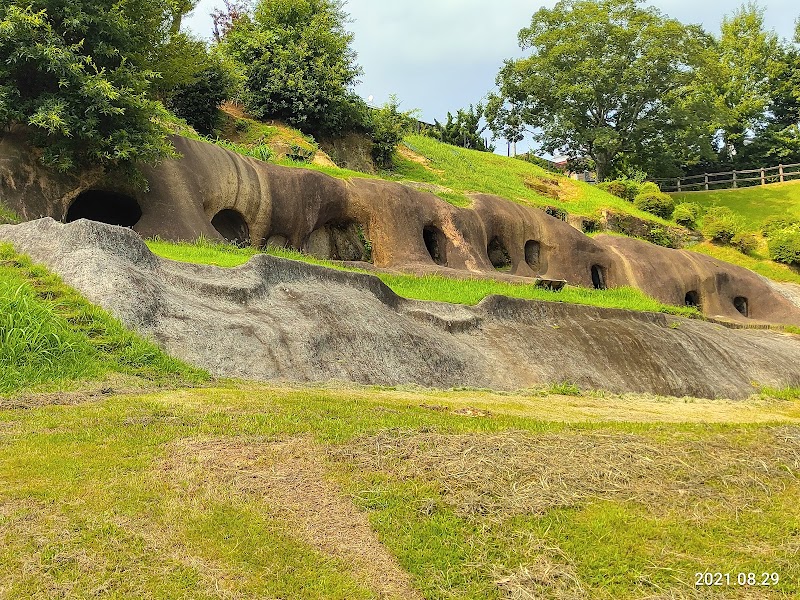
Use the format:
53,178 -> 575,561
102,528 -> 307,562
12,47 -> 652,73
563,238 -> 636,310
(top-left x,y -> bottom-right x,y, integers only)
65,190 -> 142,227
212,209 -> 250,245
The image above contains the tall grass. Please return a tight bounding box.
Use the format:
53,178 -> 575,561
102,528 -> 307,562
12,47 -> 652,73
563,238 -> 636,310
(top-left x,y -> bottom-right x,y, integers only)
0,244 -> 207,394
146,238 -> 700,318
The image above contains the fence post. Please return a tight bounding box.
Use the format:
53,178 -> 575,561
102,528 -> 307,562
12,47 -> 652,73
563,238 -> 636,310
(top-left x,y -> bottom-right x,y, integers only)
704,173 -> 709,191
732,170 -> 737,189
780,164 -> 785,183
676,177 -> 681,192
761,167 -> 766,185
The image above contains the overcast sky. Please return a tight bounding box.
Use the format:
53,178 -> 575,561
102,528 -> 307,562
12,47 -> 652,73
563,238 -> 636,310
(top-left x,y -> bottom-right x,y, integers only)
185,1 -> 799,153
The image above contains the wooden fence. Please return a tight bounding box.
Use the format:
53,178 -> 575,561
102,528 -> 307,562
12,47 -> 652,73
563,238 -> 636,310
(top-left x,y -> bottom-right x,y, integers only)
653,162 -> 800,192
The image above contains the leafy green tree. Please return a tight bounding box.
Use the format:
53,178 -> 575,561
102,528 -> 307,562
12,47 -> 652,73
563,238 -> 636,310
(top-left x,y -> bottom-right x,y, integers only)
222,0 -> 363,135
0,2 -> 177,172
433,104 -> 493,152
707,3 -> 782,162
487,0 -> 712,181
167,51 -> 238,134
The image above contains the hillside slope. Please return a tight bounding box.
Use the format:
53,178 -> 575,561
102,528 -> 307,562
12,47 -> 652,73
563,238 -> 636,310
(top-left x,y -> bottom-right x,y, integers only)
4,218 -> 800,399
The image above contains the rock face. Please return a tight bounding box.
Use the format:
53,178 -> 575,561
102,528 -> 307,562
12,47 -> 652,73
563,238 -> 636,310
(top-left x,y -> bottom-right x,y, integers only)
2,132 -> 800,326
2,218 -> 800,399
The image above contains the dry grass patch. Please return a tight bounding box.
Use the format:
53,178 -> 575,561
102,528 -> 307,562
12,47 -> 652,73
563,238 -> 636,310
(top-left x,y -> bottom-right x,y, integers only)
160,436 -> 423,600
334,427 -> 800,520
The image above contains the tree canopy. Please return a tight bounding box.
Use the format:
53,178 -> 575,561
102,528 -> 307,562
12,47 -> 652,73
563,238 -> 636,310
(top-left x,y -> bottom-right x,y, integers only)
222,0 -> 363,135
487,0 -> 712,181
0,0 -> 194,172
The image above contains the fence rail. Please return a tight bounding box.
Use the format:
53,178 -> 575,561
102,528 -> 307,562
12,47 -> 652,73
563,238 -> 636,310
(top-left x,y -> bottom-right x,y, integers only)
653,162 -> 800,192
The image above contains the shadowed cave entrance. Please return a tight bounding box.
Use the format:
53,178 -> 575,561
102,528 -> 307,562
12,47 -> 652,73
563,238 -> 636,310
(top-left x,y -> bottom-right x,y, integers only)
487,237 -> 512,271
591,264 -> 607,290
525,240 -> 541,273
734,296 -> 749,317
423,225 -> 447,266
305,221 -> 372,262
212,209 -> 250,245
685,290 -> 701,308
65,190 -> 142,227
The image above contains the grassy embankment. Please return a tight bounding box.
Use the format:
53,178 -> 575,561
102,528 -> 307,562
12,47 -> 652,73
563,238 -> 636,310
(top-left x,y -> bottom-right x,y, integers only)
672,181 -> 800,283
201,108 -> 673,225
0,243 -> 207,395
145,237 -> 700,318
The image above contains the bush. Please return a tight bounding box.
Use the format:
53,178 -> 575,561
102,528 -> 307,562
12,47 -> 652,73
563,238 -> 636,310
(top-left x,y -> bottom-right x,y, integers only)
732,232 -> 758,255
597,180 -> 627,199
370,96 -> 413,168
761,216 -> 800,237
597,179 -> 640,201
167,57 -> 237,135
0,3 -> 176,172
638,181 -> 661,195
223,0 -> 363,136
673,202 -> 702,228
634,191 -> 675,218
702,206 -> 744,244
768,227 -> 800,265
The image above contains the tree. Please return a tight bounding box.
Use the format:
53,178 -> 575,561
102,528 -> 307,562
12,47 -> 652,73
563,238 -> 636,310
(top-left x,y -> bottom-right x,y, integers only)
433,104 -> 493,152
222,0 -> 363,135
707,3 -> 782,163
487,0 -> 712,181
167,51 -> 238,134
0,1 -> 177,172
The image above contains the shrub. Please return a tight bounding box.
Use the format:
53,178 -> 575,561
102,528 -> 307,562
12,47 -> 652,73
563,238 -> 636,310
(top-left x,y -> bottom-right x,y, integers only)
597,179 -> 640,201
634,191 -> 675,218
596,180 -> 627,199
768,226 -> 800,265
638,181 -> 661,195
673,202 -> 702,228
702,206 -> 744,244
761,216 -> 800,237
223,0 -> 363,136
167,57 -> 237,135
370,96 -> 413,168
732,232 -> 758,255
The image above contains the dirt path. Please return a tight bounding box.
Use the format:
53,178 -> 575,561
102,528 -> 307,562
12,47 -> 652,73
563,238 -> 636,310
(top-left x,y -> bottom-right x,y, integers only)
167,437 -> 424,600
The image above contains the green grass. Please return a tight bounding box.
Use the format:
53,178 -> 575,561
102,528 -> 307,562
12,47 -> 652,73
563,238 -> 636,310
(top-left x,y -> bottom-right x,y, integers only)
688,241 -> 800,284
1,383 -> 799,598
397,135 -> 674,222
672,180 -> 800,232
146,237 -> 700,318
0,202 -> 19,224
0,243 -> 207,394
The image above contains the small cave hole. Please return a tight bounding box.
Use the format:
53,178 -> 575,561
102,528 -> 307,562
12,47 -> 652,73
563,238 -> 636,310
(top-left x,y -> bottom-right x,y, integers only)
591,264 -> 607,290
734,296 -> 749,317
65,190 -> 142,227
525,240 -> 541,272
685,290 -> 700,308
212,209 -> 250,245
487,236 -> 512,271
423,225 -> 447,266
306,221 -> 372,262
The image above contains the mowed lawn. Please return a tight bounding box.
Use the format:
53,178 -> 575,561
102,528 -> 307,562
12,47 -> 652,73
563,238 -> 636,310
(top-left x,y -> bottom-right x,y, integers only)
1,383 -> 799,599
672,179 -> 800,232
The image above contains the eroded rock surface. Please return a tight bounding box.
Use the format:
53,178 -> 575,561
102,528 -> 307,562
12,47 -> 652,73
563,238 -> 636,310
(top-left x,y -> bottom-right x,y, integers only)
3,134 -> 799,326
2,218 -> 799,399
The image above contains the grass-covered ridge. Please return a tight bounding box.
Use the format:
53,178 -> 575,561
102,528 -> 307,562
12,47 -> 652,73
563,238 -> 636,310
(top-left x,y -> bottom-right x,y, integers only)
0,243 -> 207,395
672,180 -> 800,232
146,237 -> 701,318
1,382 -> 799,598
